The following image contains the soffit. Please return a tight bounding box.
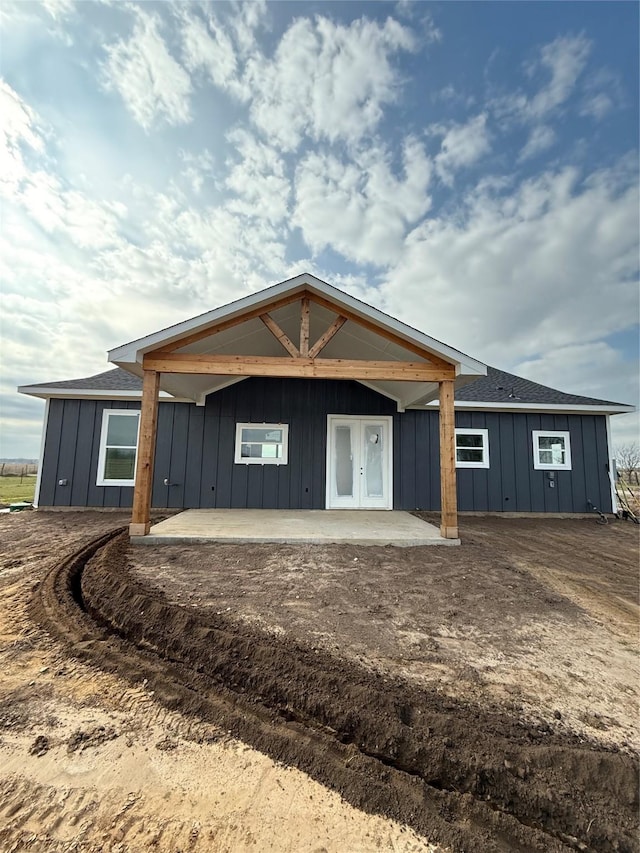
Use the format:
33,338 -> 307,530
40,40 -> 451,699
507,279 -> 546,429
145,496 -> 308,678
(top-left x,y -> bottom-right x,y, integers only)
108,275 -> 487,404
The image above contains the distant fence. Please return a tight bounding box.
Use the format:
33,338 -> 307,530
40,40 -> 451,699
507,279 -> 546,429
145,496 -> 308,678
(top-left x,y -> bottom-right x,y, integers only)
0,463 -> 38,478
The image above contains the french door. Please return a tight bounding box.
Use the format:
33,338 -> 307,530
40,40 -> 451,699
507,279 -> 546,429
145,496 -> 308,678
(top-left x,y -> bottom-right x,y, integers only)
326,416 -> 393,509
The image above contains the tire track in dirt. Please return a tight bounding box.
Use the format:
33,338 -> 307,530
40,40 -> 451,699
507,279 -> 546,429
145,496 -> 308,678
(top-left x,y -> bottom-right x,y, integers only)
2,516 -> 440,853
0,776 -> 208,853
464,522 -> 638,636
30,530 -> 639,853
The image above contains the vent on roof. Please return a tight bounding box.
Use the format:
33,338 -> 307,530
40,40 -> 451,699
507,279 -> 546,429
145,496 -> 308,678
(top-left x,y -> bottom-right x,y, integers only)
495,384 -> 520,400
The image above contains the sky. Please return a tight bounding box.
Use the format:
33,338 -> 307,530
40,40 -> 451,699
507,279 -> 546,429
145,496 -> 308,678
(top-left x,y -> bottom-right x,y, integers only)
1,0 -> 638,458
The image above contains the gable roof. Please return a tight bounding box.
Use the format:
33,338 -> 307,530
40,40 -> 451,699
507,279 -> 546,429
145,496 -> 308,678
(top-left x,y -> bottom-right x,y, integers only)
18,365 -> 634,414
106,273 -> 486,409
109,273 -> 485,371
16,275 -> 633,415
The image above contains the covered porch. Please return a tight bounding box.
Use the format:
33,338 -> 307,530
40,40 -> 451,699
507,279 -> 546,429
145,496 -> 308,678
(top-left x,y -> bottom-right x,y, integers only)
107,276 -> 487,540
131,509 -> 459,547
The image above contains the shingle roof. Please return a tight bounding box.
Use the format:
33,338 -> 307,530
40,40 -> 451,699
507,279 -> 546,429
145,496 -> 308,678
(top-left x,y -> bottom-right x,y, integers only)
26,369 -> 144,391
455,366 -> 627,407
21,366 -> 628,408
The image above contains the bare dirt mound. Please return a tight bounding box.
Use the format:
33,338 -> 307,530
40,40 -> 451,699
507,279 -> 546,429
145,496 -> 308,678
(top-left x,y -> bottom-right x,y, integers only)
33,531 -> 639,853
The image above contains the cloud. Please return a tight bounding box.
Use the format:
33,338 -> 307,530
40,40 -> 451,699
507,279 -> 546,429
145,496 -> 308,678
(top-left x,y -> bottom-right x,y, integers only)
225,129 -> 290,224
519,125 -> 556,162
41,0 -> 74,21
178,147 -> 215,195
515,342 -> 636,404
103,8 -> 192,130
0,82 -> 289,449
228,0 -> 268,57
381,159 -> 639,370
243,15 -> 417,151
579,68 -> 623,121
395,2 -> 442,42
180,7 -> 240,94
580,93 -> 614,121
515,342 -> 639,446
178,8 -> 417,151
432,84 -> 475,108
1,6 -> 636,461
433,114 -> 491,184
0,396 -> 46,458
494,34 -> 591,125
526,34 -> 591,119
0,80 -> 46,191
294,137 -> 432,266
19,173 -> 125,249
0,83 -> 125,250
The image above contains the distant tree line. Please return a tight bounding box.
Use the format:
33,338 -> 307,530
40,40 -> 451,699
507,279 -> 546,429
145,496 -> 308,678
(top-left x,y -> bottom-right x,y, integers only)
615,442 -> 640,485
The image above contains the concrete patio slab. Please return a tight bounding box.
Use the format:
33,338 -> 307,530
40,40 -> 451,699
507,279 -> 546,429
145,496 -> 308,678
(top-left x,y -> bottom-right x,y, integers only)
132,509 -> 459,547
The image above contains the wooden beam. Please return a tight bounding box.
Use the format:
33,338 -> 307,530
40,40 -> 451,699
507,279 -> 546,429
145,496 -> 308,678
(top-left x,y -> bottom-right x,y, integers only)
154,291 -> 304,354
143,353 -> 455,382
306,292 -> 453,368
259,313 -> 300,358
152,288 -> 455,372
308,315 -> 347,358
439,379 -> 458,539
130,369 -> 160,537
299,297 -> 310,357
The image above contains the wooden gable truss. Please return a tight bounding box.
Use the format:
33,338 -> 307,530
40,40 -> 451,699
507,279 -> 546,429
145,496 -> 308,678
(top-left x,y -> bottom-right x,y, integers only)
130,290 -> 459,540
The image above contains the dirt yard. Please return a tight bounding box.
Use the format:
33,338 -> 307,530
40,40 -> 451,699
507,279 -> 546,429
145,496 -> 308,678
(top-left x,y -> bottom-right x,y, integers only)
0,510 -> 638,852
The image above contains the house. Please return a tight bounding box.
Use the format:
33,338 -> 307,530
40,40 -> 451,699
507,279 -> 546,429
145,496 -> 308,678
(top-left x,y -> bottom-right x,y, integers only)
18,274 -> 633,538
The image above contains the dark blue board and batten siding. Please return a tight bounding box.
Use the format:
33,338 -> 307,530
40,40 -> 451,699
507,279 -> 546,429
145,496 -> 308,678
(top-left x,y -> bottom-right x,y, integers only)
38,378 -> 613,513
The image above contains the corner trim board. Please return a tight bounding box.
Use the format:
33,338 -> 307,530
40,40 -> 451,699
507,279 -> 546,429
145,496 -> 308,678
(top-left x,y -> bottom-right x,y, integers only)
33,398 -> 50,509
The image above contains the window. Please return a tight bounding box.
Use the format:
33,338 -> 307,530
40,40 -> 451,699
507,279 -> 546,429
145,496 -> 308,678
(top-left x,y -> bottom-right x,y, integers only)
97,410 -> 140,486
455,428 -> 490,469
532,430 -> 572,470
234,423 -> 289,465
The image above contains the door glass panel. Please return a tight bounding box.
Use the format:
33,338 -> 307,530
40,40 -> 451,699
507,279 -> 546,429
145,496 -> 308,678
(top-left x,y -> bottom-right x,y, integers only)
364,424 -> 383,498
334,426 -> 354,497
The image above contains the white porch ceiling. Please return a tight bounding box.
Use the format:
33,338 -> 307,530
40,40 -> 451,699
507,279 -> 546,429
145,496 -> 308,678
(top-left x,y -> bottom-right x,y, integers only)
109,275 -> 486,409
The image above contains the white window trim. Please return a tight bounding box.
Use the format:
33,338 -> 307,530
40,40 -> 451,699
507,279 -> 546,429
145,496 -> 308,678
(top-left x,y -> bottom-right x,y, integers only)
96,409 -> 140,486
455,427 -> 490,469
234,422 -> 289,465
532,429 -> 572,471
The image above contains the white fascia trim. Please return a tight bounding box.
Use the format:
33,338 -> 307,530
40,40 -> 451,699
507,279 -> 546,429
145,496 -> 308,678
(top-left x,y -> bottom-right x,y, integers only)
421,400 -> 635,415
107,274 -> 487,376
605,415 -> 618,513
17,387 -> 188,402
301,278 -> 486,374
33,398 -> 50,508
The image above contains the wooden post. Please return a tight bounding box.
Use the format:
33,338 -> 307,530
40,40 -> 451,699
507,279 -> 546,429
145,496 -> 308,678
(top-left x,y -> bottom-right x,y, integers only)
129,369 -> 160,537
299,297 -> 310,357
439,379 -> 458,539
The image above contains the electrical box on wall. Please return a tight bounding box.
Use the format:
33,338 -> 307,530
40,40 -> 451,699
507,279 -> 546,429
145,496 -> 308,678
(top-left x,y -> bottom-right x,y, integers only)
547,471 -> 555,489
